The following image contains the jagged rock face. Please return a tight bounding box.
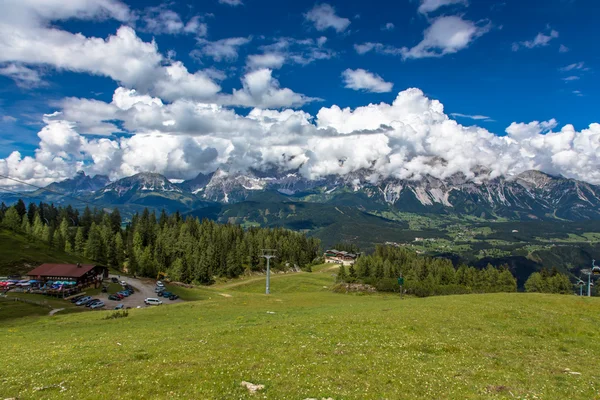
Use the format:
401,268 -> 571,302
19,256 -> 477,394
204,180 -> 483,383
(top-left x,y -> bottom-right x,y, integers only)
177,172 -> 214,195
10,168 -> 599,220
101,172 -> 182,196
44,171 -> 110,194
91,172 -> 200,210
180,169 -> 600,220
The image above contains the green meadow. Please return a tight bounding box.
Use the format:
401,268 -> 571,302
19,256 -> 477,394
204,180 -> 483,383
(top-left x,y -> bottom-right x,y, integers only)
1,266 -> 600,399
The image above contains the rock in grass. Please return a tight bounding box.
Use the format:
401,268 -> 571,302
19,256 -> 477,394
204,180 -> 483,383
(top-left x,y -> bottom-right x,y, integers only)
241,381 -> 264,393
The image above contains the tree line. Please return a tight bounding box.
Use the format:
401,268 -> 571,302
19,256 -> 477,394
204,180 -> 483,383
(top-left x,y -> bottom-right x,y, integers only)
524,268 -> 574,294
0,200 -> 321,283
336,245 -> 578,296
336,245 -> 518,297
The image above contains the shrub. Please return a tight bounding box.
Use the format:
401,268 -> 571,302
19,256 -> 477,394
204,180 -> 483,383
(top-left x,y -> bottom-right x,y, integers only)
103,310 -> 129,320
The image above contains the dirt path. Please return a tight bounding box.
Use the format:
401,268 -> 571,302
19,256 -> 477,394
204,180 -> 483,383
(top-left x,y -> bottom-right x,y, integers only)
49,308 -> 64,316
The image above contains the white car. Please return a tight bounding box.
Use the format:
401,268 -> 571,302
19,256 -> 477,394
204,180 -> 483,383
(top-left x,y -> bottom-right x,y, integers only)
90,301 -> 105,309
120,280 -> 127,286
144,298 -> 163,306
156,281 -> 165,288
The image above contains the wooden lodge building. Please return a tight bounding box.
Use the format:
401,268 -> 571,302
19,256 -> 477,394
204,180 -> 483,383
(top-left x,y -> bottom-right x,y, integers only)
324,249 -> 360,266
27,263 -> 108,286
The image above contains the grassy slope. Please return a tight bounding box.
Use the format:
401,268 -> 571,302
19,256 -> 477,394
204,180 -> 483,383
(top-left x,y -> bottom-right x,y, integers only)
1,267 -> 600,399
0,228 -> 89,276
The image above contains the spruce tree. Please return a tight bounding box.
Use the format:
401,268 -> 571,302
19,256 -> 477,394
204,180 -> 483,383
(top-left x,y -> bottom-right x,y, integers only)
74,227 -> 86,255
2,207 -> 21,231
27,203 -> 37,224
15,199 -> 26,219
32,213 -> 44,239
85,223 -> 103,263
348,264 -> 357,281
337,265 -> 347,282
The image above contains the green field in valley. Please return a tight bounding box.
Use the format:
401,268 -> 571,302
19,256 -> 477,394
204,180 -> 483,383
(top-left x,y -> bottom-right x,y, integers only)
1,265 -> 600,399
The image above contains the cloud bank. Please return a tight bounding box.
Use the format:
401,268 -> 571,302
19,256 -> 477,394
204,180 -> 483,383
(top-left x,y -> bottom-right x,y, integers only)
2,88 -> 600,189
1,0 -> 599,192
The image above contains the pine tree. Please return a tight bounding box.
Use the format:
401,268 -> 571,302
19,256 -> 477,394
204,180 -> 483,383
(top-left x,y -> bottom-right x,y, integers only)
348,264 -> 357,281
110,208 -> 122,233
2,207 -> 21,231
337,265 -> 347,282
20,215 -> 30,234
85,223 -> 103,262
114,232 -> 124,268
15,199 -> 26,220
59,218 -> 70,252
0,202 -> 7,222
74,227 -> 85,255
42,224 -> 53,246
27,203 -> 37,224
169,258 -> 184,282
32,213 -> 44,239
498,268 -> 517,292
525,272 -> 545,293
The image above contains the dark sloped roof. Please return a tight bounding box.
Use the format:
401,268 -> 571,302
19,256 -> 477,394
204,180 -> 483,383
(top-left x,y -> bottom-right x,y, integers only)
27,264 -> 97,278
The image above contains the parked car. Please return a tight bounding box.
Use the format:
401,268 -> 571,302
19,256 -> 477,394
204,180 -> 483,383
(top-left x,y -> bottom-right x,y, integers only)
111,277 -> 119,283
144,298 -> 163,306
120,280 -> 127,286
76,296 -> 92,306
118,291 -> 130,297
70,295 -> 85,303
156,281 -> 164,287
154,286 -> 164,293
168,294 -> 179,300
114,304 -> 124,310
161,291 -> 173,298
86,299 -> 101,307
90,301 -> 105,309
108,294 -> 119,301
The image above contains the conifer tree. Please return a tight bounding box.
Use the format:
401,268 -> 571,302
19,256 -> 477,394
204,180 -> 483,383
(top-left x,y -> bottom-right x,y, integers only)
15,199 -> 26,220
337,265 -> 347,282
2,207 -> 21,231
85,223 -> 103,262
74,227 -> 86,254
27,203 -> 37,224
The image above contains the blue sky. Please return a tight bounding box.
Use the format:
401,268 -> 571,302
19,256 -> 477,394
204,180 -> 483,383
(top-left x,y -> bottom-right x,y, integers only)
1,0 -> 599,186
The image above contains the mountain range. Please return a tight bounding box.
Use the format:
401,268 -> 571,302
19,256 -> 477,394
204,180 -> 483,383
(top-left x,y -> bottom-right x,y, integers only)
3,168 -> 600,222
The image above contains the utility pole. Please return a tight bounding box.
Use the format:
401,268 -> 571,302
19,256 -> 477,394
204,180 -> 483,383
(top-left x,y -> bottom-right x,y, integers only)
261,249 -> 276,295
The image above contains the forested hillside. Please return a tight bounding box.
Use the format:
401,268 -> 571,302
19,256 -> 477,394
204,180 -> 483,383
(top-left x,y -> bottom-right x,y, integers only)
0,200 -> 321,283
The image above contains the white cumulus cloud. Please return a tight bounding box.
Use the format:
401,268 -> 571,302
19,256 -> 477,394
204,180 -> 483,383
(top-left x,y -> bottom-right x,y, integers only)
4,88 -> 600,188
304,4 -> 351,33
401,16 -> 491,59
342,69 -> 393,93
418,0 -> 468,14
246,53 -> 286,70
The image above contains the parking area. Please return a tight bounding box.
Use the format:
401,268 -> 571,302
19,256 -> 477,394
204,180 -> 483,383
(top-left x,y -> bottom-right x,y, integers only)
95,275 -> 183,309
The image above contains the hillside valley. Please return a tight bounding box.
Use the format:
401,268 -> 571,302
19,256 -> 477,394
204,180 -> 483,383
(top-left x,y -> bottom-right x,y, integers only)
2,169 -> 600,279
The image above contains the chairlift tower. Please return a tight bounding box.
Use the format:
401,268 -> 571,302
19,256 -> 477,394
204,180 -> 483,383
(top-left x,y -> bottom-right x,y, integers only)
261,249 -> 276,295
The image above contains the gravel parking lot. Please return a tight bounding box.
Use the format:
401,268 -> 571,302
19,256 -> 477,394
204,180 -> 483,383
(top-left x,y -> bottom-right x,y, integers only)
97,275 -> 183,309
